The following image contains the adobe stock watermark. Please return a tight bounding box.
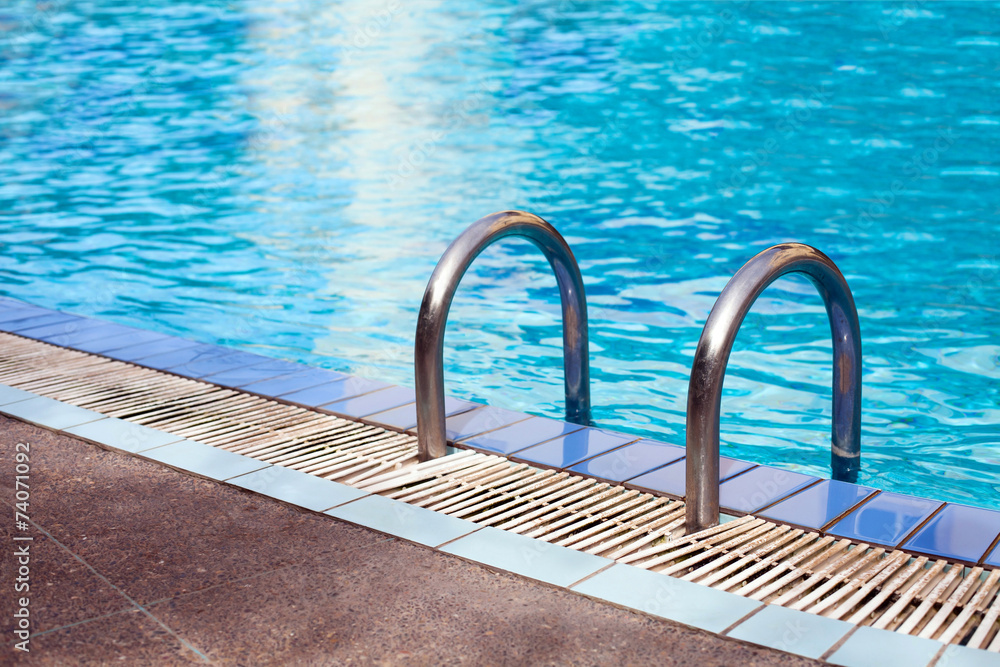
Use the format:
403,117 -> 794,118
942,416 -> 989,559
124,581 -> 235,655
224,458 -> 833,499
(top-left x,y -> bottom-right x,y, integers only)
179,109 -> 294,222
671,0 -> 750,70
50,64 -> 171,183
877,0 -> 929,40
716,83 -> 834,195
12,441 -> 33,653
338,0 -> 403,65
3,1 -> 70,48
851,128 -> 959,235
732,467 -> 797,514
383,78 -> 501,191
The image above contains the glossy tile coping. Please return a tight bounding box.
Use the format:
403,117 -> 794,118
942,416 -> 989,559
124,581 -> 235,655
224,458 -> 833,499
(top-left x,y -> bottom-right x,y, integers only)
326,494 -> 480,548
725,604 -> 853,660
0,383 -> 983,665
368,396 -> 481,432
230,465 -> 370,513
458,415 -> 586,455
440,526 -> 611,588
0,395 -> 105,431
901,503 -> 1000,564
567,438 -> 685,483
827,491 -> 945,549
509,427 -> 640,470
985,542 -> 1000,570
826,626 -> 945,667
278,376 -> 393,408
625,456 -> 757,499
758,479 -> 878,532
719,465 -> 820,515
65,417 -> 186,453
138,440 -> 271,481
234,367 -> 349,397
5,297 -> 1000,587
571,563 -> 762,634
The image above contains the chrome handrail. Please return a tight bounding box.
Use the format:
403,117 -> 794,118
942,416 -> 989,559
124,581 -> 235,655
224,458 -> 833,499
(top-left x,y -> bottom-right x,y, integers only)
415,210 -> 591,462
685,243 -> 862,533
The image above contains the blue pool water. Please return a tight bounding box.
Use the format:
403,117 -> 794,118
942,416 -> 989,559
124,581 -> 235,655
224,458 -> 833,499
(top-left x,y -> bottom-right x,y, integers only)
1,1 -> 998,507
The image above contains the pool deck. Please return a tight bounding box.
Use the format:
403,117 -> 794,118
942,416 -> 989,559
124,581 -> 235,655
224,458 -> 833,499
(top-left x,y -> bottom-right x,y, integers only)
1,416 -> 819,666
1,297 -> 999,568
1,296 -> 999,665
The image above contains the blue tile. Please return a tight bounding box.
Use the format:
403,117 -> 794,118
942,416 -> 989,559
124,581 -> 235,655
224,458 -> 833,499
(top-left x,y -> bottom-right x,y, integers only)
169,351 -> 272,379
229,465 -> 369,512
509,427 -> 639,469
368,397 -> 480,432
199,359 -> 309,388
459,416 -> 586,455
240,368 -> 348,398
106,336 -> 202,362
934,645 -> 1000,667
140,440 -> 269,481
325,494 -> 479,547
827,626 -> 942,667
726,604 -> 852,660
758,479 -> 877,530
901,503 -> 1000,563
43,323 -> 134,349
827,492 -> 943,548
72,328 -> 171,354
0,396 -> 104,430
985,541 -> 1000,568
136,344 -> 243,371
572,563 -> 763,633
626,457 -> 757,498
719,466 -> 819,514
281,376 -> 391,407
0,312 -> 81,333
0,305 -> 48,323
568,439 -> 685,483
321,386 -> 416,419
0,306 -> 60,324
435,406 -> 531,441
16,317 -> 108,341
0,384 -> 37,406
65,417 -> 184,453
441,526 -> 610,587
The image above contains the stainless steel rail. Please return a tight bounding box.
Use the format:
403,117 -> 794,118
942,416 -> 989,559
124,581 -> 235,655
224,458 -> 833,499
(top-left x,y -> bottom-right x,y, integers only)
685,243 -> 862,533
414,210 -> 591,462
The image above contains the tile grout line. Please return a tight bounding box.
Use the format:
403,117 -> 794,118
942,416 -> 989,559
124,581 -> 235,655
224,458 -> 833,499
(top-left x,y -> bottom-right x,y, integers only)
0,499 -> 213,664
819,489 -> 883,533
926,643 -> 949,667
431,526 -> 487,550
718,603 -> 768,637
12,537 -> 400,647
565,561 -> 617,589
749,477 -> 825,517
14,607 -> 141,644
817,623 -> 860,662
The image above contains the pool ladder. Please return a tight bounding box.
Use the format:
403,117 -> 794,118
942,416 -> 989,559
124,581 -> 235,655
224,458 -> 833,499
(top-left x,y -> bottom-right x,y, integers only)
414,210 -> 862,534
684,243 -> 862,532
414,210 -> 591,462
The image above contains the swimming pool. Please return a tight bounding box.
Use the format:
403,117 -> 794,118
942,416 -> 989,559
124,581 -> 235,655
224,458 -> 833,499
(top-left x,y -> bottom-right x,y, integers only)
1,1 -> 997,507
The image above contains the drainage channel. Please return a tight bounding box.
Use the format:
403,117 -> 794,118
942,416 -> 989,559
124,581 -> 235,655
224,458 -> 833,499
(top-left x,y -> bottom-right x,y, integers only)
0,331 -> 998,653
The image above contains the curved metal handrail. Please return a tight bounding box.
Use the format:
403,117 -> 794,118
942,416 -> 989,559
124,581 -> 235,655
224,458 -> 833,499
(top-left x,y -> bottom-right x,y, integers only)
415,210 -> 591,462
685,243 -> 862,533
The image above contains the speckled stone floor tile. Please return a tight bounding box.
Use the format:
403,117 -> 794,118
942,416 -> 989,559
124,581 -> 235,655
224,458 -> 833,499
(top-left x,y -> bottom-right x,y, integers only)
5,612 -> 207,665
0,528 -> 133,636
